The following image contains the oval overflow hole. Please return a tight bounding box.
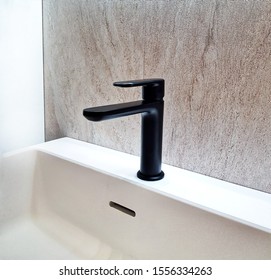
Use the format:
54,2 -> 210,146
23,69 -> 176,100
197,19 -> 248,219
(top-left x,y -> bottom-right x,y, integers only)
109,201 -> 136,217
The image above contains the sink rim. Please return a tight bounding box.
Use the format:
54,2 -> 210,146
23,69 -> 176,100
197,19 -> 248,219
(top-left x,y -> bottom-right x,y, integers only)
3,137 -> 271,234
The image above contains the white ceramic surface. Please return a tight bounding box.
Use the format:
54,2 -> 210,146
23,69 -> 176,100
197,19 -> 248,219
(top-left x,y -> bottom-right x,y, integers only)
0,137 -> 270,259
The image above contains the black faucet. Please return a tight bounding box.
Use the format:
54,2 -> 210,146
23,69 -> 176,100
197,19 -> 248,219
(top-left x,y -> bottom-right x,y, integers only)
83,78 -> 165,181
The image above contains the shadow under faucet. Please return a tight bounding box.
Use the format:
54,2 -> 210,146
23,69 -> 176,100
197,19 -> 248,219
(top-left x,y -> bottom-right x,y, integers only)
83,78 -> 165,181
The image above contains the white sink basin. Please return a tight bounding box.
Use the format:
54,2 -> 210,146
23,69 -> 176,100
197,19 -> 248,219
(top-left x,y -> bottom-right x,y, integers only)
1,137 -> 271,259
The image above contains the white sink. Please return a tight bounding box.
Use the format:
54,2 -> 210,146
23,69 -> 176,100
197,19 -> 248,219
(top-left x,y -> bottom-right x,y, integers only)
1,137 -> 271,259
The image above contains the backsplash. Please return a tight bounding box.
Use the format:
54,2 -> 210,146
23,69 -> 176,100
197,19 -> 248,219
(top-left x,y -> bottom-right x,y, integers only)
43,0 -> 271,193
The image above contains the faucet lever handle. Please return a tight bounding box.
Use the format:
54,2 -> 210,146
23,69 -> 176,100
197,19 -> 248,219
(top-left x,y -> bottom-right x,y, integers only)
113,78 -> 164,88
113,78 -> 164,101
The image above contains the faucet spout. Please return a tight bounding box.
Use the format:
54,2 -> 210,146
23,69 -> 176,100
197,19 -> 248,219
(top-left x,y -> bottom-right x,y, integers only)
83,78 -> 165,181
83,100 -> 151,122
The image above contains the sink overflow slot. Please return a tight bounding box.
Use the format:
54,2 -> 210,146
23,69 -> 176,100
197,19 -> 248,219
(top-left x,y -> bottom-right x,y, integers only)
109,201 -> 136,217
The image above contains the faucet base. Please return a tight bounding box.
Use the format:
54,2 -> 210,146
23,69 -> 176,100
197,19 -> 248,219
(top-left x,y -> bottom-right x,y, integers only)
137,170 -> 164,181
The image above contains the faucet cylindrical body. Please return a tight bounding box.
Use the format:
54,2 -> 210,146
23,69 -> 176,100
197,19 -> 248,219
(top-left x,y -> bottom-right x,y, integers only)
137,101 -> 164,180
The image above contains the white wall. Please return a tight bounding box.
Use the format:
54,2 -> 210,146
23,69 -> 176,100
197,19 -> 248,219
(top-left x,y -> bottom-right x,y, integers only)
0,0 -> 44,155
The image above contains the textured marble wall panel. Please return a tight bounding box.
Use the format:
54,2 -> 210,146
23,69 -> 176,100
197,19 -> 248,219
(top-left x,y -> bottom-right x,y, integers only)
143,0 -> 271,193
43,0 -> 271,193
43,0 -> 144,154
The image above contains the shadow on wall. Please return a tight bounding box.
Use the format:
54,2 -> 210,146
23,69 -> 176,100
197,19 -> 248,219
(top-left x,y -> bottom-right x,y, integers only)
0,0 -> 44,156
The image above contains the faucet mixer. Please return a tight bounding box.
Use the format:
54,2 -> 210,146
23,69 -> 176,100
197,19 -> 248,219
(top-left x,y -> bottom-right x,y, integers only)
83,78 -> 165,181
